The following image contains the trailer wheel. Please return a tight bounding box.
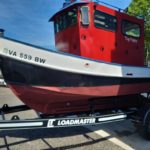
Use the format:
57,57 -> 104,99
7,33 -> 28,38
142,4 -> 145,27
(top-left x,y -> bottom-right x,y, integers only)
137,105 -> 150,140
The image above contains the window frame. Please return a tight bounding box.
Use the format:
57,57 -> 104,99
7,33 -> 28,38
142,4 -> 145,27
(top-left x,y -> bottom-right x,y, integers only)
94,10 -> 117,32
121,20 -> 141,39
80,6 -> 90,26
54,7 -> 78,34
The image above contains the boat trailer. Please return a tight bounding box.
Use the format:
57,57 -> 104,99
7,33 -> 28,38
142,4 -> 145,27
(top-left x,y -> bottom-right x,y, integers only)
0,104 -> 132,130
0,96 -> 150,140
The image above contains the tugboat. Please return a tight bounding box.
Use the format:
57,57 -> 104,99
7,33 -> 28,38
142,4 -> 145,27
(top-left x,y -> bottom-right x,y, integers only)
0,0 -> 149,115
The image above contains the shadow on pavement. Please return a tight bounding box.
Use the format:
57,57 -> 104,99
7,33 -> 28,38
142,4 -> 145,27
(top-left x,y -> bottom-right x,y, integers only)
0,127 -> 113,150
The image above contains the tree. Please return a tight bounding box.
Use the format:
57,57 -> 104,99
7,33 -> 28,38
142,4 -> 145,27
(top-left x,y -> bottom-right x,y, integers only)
127,0 -> 150,64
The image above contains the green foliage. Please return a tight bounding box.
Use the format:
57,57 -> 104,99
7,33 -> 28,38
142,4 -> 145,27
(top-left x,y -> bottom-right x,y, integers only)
127,0 -> 150,63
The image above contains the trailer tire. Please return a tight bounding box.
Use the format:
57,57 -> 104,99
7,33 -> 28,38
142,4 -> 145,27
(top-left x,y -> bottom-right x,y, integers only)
138,105 -> 150,140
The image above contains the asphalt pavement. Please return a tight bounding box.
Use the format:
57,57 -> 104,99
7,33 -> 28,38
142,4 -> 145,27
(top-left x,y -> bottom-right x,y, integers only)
0,87 -> 149,150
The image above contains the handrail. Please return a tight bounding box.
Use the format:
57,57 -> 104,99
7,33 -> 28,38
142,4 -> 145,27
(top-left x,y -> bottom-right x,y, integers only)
93,0 -> 124,12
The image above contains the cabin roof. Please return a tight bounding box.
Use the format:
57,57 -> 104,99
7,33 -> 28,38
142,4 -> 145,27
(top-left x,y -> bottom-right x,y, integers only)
49,1 -> 89,21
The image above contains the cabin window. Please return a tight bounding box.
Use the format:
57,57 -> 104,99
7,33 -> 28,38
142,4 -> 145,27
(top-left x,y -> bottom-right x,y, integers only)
81,6 -> 89,25
122,20 -> 140,38
54,8 -> 77,33
94,10 -> 117,31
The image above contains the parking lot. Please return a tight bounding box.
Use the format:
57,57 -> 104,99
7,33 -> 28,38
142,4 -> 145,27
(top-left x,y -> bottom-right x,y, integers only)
0,87 -> 150,150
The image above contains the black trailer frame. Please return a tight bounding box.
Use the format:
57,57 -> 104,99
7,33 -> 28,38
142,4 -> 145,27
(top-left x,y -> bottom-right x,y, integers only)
0,104 -> 136,130
0,96 -> 150,140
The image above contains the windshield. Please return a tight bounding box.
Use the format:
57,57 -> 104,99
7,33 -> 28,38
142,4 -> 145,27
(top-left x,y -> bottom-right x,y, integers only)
54,8 -> 78,33
94,10 -> 117,32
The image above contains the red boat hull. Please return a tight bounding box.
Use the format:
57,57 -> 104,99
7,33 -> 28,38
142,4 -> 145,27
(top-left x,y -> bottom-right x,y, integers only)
1,55 -> 150,115
8,83 -> 149,114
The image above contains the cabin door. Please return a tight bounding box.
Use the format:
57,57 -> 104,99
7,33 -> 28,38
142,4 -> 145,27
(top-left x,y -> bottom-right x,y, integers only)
117,15 -> 144,66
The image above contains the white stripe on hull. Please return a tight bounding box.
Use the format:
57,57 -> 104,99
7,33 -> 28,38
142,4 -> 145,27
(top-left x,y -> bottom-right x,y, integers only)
0,37 -> 150,78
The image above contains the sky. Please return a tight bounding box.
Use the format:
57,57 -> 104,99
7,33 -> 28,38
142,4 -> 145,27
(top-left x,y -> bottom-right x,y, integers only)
0,0 -> 132,49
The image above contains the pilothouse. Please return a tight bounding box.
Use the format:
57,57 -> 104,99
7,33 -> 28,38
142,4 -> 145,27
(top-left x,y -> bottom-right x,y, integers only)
50,0 -> 144,66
